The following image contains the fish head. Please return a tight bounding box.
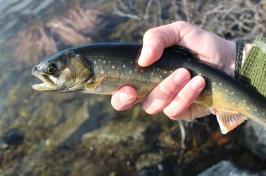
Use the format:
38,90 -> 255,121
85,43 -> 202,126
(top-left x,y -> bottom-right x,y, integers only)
32,49 -> 92,92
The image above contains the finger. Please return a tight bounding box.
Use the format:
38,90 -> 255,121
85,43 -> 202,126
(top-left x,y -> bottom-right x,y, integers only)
138,21 -> 192,67
111,86 -> 137,111
190,103 -> 211,119
173,110 -> 191,121
142,68 -> 191,115
163,75 -> 205,120
173,104 -> 211,121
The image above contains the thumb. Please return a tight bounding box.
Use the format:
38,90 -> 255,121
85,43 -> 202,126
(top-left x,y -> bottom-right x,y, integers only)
138,22 -> 187,67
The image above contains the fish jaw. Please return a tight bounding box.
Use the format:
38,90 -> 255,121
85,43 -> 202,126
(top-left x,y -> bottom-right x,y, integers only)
32,74 -> 60,91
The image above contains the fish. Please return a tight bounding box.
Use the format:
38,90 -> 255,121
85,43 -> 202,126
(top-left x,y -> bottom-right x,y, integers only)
32,43 -> 266,134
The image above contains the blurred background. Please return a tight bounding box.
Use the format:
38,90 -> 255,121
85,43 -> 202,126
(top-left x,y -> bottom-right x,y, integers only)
0,0 -> 265,175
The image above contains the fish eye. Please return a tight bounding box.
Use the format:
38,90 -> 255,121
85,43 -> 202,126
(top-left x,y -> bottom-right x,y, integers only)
47,63 -> 57,74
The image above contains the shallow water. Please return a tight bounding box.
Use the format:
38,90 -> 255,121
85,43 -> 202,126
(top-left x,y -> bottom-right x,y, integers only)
0,0 -> 265,175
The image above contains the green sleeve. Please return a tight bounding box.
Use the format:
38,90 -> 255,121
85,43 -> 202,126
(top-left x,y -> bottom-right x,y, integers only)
239,37 -> 266,97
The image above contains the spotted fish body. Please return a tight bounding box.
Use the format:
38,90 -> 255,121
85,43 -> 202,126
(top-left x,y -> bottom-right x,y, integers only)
32,43 -> 266,134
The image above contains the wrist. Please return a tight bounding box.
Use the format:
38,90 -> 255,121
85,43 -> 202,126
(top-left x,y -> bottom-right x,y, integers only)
223,41 -> 252,77
222,41 -> 236,77
242,43 -> 252,64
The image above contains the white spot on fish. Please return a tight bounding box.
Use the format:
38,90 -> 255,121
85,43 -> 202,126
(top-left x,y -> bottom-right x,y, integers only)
151,72 -> 154,76
101,70 -> 104,74
219,82 -> 222,86
163,71 -> 167,75
129,70 -> 132,74
112,65 -> 115,69
231,92 -> 234,95
123,64 -> 126,68
103,60 -> 106,64
93,60 -> 97,64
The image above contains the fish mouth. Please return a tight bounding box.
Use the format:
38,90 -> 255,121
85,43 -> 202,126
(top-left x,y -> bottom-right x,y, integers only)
32,73 -> 59,91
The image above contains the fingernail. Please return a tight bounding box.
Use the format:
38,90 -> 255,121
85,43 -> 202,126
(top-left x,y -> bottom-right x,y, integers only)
173,69 -> 189,84
138,46 -> 151,66
118,92 -> 136,104
190,76 -> 205,91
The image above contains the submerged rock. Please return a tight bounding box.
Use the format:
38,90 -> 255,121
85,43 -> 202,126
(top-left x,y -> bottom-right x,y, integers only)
199,161 -> 266,176
3,130 -> 24,146
244,121 -> 266,160
135,153 -> 163,171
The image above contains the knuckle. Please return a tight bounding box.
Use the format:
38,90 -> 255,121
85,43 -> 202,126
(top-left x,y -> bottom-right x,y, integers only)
144,28 -> 161,40
173,21 -> 189,28
159,70 -> 189,94
142,102 -> 161,115
158,83 -> 174,95
163,102 -> 186,120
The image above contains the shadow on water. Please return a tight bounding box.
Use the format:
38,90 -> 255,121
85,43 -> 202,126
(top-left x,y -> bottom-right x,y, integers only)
0,0 -> 265,175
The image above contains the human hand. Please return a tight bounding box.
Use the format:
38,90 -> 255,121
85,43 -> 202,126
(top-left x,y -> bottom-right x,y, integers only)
111,21 -> 237,120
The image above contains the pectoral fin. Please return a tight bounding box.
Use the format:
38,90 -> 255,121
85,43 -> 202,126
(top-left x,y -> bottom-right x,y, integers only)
215,111 -> 247,134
